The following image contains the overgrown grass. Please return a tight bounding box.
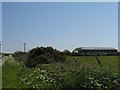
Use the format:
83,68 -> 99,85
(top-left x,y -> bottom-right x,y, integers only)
0,66 -> 2,89
2,55 -> 119,89
2,56 -> 21,88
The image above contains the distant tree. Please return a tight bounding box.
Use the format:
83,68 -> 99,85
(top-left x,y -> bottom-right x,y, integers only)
63,49 -> 71,55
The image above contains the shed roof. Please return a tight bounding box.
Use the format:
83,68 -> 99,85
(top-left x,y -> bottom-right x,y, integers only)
80,47 -> 117,50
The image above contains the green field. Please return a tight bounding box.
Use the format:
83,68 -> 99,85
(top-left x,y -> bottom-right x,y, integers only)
67,56 -> 118,70
2,56 -> 119,89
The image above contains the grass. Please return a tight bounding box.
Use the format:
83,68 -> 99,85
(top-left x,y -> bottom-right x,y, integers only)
67,56 -> 118,70
0,66 -> 2,90
2,56 -> 21,88
2,55 -> 119,89
98,56 -> 118,70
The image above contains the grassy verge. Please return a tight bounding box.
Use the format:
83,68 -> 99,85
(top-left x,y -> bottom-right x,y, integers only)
2,56 -> 21,88
2,55 -> 120,89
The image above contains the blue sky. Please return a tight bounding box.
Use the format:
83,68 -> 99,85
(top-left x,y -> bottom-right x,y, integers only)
1,0 -> 119,2
2,2 -> 118,52
0,2 -> 2,42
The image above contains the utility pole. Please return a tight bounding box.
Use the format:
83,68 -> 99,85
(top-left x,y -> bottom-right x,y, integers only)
23,43 -> 26,52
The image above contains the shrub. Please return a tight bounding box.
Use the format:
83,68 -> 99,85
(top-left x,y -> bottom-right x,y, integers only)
13,51 -> 25,57
60,67 -> 120,89
62,49 -> 71,56
25,46 -> 66,68
13,51 -> 28,63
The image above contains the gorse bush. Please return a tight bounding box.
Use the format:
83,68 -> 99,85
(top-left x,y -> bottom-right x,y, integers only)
25,46 -> 66,68
13,51 -> 28,63
25,55 -> 49,68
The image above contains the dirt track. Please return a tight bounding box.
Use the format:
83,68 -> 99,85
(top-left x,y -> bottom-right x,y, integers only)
0,55 -> 9,66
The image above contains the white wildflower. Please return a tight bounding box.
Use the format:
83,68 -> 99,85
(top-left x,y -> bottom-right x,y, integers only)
41,70 -> 46,73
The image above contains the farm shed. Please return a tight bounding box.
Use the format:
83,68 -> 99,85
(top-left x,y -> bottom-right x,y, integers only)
73,47 -> 118,55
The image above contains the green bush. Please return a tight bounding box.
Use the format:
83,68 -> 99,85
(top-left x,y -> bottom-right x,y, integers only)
62,49 -> 71,56
25,55 -> 48,68
13,51 -> 28,63
25,46 -> 66,68
17,63 -> 120,89
60,67 -> 120,89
